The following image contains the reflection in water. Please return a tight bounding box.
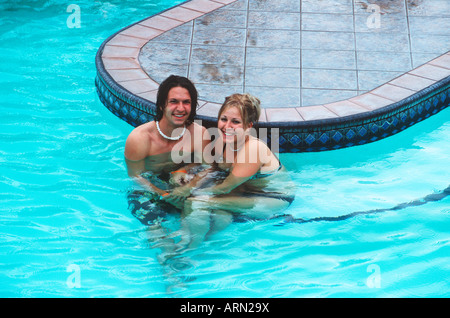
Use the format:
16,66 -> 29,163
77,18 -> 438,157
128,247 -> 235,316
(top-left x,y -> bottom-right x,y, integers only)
130,180 -> 450,293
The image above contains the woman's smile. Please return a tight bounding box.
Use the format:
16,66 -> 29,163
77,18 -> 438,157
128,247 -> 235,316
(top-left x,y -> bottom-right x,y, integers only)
218,106 -> 247,144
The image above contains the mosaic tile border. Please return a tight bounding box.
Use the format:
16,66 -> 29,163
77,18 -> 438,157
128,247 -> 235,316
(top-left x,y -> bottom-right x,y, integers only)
272,79 -> 450,152
95,0 -> 450,153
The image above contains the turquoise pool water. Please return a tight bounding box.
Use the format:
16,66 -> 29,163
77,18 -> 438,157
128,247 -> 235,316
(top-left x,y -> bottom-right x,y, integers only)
1,0 -> 449,297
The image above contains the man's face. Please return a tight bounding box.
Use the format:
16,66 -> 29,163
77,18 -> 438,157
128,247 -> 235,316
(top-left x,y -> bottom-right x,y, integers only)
163,86 -> 192,127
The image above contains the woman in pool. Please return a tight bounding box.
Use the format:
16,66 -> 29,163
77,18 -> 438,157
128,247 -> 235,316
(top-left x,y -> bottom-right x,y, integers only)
166,93 -> 296,248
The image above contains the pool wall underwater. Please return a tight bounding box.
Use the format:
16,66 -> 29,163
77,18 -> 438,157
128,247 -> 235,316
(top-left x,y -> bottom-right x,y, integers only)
94,0 -> 450,153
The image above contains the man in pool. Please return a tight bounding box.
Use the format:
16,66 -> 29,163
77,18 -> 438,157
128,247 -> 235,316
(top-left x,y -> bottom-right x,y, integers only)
124,75 -> 209,218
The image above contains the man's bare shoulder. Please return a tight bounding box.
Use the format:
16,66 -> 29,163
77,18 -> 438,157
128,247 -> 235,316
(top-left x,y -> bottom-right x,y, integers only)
125,122 -> 155,161
128,122 -> 155,139
188,121 -> 207,136
187,121 -> 204,130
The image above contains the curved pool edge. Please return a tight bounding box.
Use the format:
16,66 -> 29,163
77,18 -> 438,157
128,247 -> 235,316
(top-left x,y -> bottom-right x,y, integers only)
94,0 -> 450,153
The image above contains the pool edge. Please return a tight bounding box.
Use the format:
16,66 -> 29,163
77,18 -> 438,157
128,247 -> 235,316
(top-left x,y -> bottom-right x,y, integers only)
94,0 -> 450,153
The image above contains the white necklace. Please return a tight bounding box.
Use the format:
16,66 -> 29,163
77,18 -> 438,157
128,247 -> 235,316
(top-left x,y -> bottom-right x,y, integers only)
156,121 -> 186,141
228,135 -> 249,152
229,143 -> 244,152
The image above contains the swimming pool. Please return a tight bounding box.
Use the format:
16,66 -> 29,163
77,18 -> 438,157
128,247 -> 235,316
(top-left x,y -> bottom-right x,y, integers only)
1,0 -> 449,298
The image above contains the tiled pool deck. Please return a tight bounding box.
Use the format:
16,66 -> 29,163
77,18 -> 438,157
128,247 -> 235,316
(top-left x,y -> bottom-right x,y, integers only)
95,0 -> 450,152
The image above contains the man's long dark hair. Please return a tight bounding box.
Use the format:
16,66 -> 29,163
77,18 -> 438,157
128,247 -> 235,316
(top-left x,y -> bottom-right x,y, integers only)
155,75 -> 198,125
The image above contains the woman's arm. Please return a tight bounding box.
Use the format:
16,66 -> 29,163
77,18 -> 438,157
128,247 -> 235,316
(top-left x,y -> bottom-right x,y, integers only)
198,139 -> 263,195
164,165 -> 216,206
205,172 -> 252,195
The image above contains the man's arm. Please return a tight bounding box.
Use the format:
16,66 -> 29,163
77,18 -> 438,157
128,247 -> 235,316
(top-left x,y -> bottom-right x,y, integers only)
124,130 -> 168,197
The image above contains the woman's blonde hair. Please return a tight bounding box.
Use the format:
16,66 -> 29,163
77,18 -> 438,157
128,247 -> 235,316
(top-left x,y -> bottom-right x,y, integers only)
218,93 -> 261,128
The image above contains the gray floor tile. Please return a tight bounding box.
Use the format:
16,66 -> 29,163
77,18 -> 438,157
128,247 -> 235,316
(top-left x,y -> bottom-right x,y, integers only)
249,0 -> 300,12
410,34 -> 450,54
135,0 -> 447,110
193,26 -> 247,46
140,42 -> 190,65
357,70 -> 403,91
406,0 -> 450,16
302,13 -> 354,32
302,49 -> 356,70
302,0 -> 353,14
246,47 -> 300,68
245,86 -> 301,108
189,63 -> 244,85
302,69 -> 358,90
145,63 -> 189,83
248,11 -> 300,30
408,16 -> 450,35
354,13 -> 408,33
355,31 -> 410,52
222,0 -> 248,11
195,83 -> 243,104
354,0 -> 407,15
302,31 -> 355,51
191,45 -> 245,65
245,66 -> 300,88
411,52 -> 444,68
357,51 -> 412,72
302,88 -> 358,106
195,9 -> 247,29
247,29 -> 301,48
151,23 -> 193,44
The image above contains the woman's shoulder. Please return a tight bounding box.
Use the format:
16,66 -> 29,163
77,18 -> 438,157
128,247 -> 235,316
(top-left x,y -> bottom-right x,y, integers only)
247,135 -> 265,146
246,136 -> 272,155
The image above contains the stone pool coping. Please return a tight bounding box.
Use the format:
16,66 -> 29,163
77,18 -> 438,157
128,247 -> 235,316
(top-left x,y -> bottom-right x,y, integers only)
95,0 -> 450,152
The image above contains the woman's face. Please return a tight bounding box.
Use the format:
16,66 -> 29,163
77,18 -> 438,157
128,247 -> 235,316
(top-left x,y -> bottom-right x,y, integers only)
218,106 -> 248,144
